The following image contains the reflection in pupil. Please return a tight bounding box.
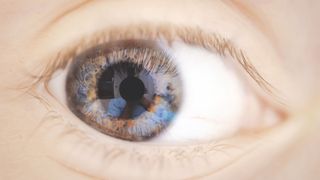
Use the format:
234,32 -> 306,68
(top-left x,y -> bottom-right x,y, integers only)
97,62 -> 154,119
97,68 -> 114,99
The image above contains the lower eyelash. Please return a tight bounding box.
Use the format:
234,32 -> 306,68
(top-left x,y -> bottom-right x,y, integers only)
33,110 -> 252,179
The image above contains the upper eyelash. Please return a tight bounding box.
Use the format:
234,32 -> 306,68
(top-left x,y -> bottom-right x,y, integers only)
27,23 -> 274,98
106,48 -> 178,75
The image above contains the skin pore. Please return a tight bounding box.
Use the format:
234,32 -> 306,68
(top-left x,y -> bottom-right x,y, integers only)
0,0 -> 320,179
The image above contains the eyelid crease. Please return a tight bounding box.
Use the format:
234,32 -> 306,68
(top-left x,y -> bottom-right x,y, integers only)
38,0 -> 95,37
29,23 -> 274,98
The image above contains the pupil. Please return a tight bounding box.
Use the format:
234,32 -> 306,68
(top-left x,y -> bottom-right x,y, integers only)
97,62 -> 153,101
119,76 -> 145,102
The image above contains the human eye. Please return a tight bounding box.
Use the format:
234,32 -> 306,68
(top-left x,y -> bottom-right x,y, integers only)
46,30 -> 283,142
26,1 -> 288,179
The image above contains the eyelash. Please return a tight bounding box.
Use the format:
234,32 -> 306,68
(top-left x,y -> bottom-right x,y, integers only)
39,110 -> 249,179
28,23 -> 272,97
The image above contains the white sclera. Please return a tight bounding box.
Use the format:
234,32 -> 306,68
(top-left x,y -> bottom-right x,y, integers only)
153,42 -> 248,143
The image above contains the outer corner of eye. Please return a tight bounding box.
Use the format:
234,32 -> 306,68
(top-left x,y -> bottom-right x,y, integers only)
46,38 -> 285,145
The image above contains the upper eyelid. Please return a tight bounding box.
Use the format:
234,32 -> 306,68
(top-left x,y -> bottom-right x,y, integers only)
29,23 -> 274,95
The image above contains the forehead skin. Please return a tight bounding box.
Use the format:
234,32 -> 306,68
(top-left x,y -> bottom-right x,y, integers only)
0,0 -> 319,179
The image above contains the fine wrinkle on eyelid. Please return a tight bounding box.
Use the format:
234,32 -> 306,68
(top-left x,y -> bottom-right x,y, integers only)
38,0 -> 96,36
48,157 -> 98,179
32,24 -> 274,98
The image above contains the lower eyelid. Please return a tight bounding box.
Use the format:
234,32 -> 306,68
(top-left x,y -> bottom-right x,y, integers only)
33,110 -> 262,179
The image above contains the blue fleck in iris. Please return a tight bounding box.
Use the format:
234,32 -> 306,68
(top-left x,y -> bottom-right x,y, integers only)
66,40 -> 183,141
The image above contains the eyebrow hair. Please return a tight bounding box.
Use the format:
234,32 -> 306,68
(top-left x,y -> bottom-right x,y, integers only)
28,23 -> 274,97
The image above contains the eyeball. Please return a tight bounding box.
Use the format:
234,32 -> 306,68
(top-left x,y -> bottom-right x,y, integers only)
48,39 -> 283,144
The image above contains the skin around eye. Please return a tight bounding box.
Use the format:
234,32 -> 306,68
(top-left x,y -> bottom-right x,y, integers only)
1,0 -> 319,180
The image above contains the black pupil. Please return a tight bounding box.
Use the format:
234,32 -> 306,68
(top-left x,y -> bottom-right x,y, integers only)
119,77 -> 145,101
97,62 -> 150,101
